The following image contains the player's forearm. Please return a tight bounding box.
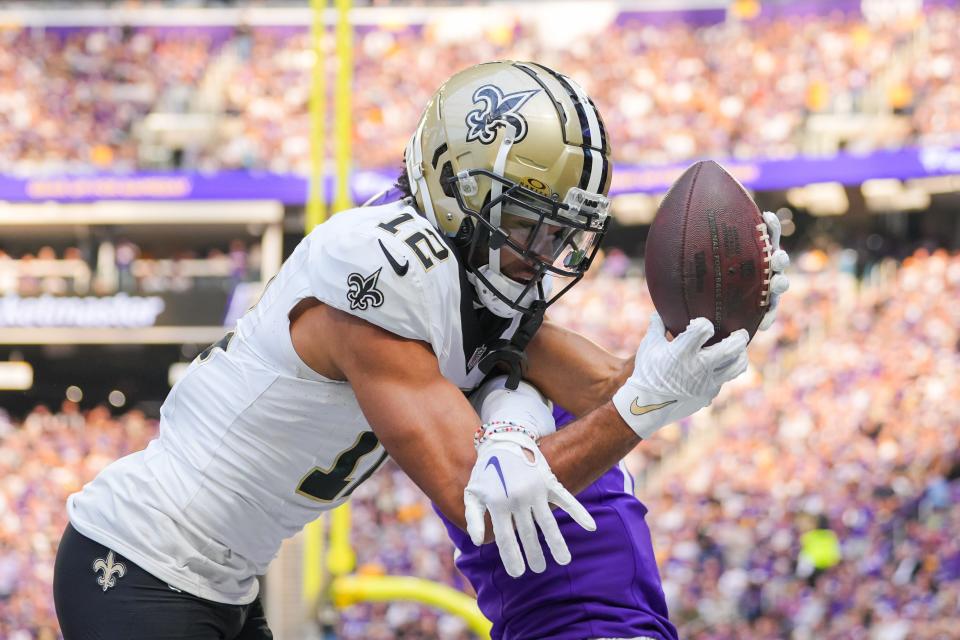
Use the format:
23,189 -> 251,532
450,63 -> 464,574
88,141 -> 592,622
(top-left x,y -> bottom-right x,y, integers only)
538,401 -> 640,493
525,322 -> 633,416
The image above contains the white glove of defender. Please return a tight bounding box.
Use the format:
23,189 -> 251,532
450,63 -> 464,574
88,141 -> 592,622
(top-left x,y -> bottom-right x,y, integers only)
613,313 -> 749,439
464,379 -> 595,578
759,211 -> 791,331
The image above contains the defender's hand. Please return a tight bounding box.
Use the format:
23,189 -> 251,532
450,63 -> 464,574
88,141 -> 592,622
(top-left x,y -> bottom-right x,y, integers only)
759,211 -> 791,331
464,430 -> 595,578
613,313 -> 748,439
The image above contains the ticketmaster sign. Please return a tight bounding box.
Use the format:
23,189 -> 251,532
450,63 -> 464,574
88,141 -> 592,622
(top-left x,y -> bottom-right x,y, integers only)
0,289 -> 240,345
0,294 -> 166,328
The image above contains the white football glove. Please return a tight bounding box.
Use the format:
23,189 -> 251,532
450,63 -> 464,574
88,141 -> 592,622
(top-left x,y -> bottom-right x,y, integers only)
613,313 -> 749,439
464,428 -> 596,578
759,211 -> 791,331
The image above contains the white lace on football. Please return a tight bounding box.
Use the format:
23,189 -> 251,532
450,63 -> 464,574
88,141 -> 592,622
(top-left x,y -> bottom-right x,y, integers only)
757,221 -> 774,307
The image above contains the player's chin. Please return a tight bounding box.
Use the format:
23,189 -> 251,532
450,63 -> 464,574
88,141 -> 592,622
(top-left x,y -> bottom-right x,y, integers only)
502,257 -> 544,285
503,268 -> 536,285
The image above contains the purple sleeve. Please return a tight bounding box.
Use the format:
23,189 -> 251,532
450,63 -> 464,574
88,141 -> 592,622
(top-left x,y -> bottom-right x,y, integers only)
363,186 -> 405,207
552,404 -> 576,429
441,408 -> 676,639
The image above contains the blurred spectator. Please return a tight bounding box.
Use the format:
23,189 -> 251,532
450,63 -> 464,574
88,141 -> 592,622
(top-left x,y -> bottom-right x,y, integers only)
0,404 -> 155,639
0,26 -> 215,176
0,6 -> 957,175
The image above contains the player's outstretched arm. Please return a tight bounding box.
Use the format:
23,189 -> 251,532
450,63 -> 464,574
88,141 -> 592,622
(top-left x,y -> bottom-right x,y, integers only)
539,313 -> 748,491
524,320 -> 633,417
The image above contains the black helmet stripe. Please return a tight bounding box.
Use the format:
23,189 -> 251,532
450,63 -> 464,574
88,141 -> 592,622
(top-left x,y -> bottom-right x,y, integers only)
561,82 -> 607,194
521,62 -> 608,194
588,97 -> 610,193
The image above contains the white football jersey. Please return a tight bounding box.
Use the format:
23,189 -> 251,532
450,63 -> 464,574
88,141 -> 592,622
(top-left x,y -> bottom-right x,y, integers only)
68,200 -> 521,604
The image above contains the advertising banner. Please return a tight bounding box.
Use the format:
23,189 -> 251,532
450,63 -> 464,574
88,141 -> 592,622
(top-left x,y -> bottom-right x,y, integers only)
0,147 -> 957,205
0,289 -> 231,329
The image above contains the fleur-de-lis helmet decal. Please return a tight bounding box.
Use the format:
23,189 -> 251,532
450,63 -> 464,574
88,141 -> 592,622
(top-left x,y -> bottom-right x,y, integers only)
465,85 -> 540,145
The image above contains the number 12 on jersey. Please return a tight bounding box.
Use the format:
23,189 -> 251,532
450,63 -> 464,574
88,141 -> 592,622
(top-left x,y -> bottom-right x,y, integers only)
378,212 -> 449,270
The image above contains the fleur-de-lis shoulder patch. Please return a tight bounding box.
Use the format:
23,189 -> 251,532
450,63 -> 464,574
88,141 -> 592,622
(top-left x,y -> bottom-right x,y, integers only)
346,268 -> 385,311
92,550 -> 126,592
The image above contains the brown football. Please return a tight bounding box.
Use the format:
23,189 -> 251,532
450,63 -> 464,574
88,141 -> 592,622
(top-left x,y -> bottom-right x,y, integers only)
644,160 -> 772,345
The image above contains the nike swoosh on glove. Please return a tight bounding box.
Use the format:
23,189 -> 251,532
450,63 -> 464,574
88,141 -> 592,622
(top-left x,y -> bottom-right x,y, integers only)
759,211 -> 791,331
612,313 -> 749,440
463,430 -> 596,578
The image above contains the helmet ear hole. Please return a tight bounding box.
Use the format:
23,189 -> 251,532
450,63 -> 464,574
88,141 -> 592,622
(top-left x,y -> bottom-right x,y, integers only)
439,162 -> 456,198
454,217 -> 474,247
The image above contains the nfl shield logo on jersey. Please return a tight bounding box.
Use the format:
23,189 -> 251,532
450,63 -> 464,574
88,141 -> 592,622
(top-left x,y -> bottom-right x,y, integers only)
467,344 -> 487,372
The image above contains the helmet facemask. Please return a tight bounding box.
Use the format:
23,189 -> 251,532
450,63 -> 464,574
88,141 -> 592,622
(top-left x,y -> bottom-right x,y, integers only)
447,155 -> 611,318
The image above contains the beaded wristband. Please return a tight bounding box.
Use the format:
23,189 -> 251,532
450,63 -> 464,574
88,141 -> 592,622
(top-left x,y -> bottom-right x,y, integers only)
473,420 -> 540,449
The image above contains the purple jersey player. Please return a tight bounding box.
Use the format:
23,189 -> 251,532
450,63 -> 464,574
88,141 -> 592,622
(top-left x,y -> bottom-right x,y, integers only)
364,189 -> 678,639
438,376 -> 679,640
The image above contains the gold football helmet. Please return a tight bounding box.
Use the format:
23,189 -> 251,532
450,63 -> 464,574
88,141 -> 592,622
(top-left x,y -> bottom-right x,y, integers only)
405,61 -> 613,317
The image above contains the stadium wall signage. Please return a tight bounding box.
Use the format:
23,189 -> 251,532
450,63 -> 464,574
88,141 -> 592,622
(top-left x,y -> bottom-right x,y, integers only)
0,290 -> 229,328
0,147 -> 957,204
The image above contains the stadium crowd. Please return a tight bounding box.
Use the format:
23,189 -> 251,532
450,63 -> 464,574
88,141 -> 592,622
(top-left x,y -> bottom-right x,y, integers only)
0,26 -> 214,176
0,404 -> 155,640
3,247 -> 959,639
0,4 -> 957,176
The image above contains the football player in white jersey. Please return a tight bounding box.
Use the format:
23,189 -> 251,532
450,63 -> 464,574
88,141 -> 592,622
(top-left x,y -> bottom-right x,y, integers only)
53,61 -> 782,639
